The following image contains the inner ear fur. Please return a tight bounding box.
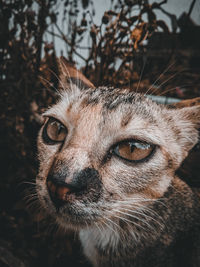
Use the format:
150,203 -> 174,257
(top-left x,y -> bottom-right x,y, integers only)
168,100 -> 200,154
170,98 -> 200,185
168,97 -> 200,109
58,57 -> 94,90
40,56 -> 94,91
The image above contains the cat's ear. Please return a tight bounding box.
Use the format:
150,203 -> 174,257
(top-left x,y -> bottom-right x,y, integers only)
40,56 -> 94,91
167,98 -> 200,155
168,97 -> 200,109
58,57 -> 94,90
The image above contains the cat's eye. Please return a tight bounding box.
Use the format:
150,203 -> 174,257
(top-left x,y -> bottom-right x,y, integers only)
113,140 -> 155,162
42,117 -> 67,144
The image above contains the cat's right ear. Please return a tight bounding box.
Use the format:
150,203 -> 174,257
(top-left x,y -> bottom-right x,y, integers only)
40,56 -> 94,92
58,57 -> 95,90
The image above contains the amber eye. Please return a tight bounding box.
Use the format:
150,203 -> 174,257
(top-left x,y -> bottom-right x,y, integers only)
42,117 -> 67,144
113,140 -> 155,162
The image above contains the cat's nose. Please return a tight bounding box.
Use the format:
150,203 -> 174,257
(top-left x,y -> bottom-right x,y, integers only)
46,167 -> 101,208
46,175 -> 85,208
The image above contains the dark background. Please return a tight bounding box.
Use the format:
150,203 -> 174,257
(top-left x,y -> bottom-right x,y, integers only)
0,0 -> 200,266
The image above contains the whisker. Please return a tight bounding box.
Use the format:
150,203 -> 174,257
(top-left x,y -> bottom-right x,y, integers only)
104,216 -> 125,240
101,219 -> 119,238
49,62 -> 65,91
119,206 -> 164,229
94,221 -> 103,235
136,58 -> 147,93
145,61 -> 176,95
108,209 -> 153,231
59,59 -> 74,91
19,181 -> 36,186
150,70 -> 185,96
111,197 -> 155,202
108,213 -> 139,241
106,209 -> 147,232
23,192 -> 38,200
157,85 -> 189,97
39,75 -> 60,93
121,197 -> 167,206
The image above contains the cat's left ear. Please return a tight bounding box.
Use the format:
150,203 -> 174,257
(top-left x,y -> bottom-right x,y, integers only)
167,97 -> 200,153
168,98 -> 200,109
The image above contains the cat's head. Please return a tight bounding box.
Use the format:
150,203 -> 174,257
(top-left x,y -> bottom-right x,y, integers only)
36,59 -> 200,232
36,78 -> 200,231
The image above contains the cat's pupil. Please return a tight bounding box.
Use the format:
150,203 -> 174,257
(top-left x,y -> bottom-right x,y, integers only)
113,140 -> 154,162
43,118 -> 67,144
57,123 -> 63,135
130,143 -> 135,153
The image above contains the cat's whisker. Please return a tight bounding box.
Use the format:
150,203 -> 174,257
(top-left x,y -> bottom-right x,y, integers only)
145,61 -> 176,95
24,202 -> 37,212
149,70 -> 184,96
121,197 -> 167,206
97,220 -> 106,234
25,199 -> 41,211
85,220 -> 89,230
53,59 -> 68,90
54,221 -> 63,236
101,219 -> 119,238
157,85 -> 188,97
111,197 -> 156,203
101,219 -> 121,249
23,193 -> 38,201
110,198 -> 167,225
117,203 -> 160,220
42,218 -> 58,236
106,209 -> 148,232
109,208 -> 155,231
19,181 -> 37,186
39,75 -> 60,94
94,221 -> 103,235
119,206 -> 163,227
136,58 -> 147,93
104,215 -> 125,237
59,59 -> 74,91
75,64 -> 83,90
138,205 -> 163,220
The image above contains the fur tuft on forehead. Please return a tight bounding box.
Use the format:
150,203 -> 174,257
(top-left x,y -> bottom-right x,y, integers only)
57,85 -> 161,114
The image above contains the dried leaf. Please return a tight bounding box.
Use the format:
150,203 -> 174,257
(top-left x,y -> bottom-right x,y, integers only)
131,23 -> 147,49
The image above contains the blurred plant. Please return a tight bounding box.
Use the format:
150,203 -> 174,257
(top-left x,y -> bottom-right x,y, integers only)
83,0 -> 170,86
47,0 -> 171,87
0,0 -> 59,199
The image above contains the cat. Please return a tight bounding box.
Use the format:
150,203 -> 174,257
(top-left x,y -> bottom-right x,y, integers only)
36,60 -> 200,267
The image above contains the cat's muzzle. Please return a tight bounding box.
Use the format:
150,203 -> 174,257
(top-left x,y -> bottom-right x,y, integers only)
46,167 -> 102,209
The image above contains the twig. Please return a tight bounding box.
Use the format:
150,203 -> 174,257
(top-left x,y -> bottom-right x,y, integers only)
53,23 -> 87,62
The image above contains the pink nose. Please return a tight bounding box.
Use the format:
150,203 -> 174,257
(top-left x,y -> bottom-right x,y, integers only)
47,180 -> 71,206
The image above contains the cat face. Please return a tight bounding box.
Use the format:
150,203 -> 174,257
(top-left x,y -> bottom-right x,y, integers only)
36,85 -> 200,231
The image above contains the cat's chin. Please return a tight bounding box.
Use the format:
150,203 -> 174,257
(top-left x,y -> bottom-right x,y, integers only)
54,214 -> 92,231
37,185 -> 100,228
45,199 -> 100,229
